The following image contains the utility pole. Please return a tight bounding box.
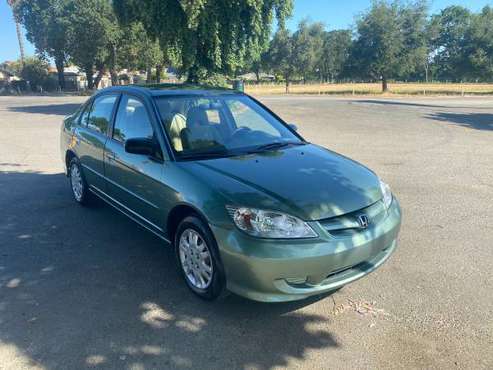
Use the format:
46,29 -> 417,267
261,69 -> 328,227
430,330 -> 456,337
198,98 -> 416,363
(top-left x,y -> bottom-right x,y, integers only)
7,0 -> 25,66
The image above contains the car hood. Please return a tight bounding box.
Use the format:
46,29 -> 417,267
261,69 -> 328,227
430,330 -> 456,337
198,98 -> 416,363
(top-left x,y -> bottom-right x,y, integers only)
184,144 -> 382,220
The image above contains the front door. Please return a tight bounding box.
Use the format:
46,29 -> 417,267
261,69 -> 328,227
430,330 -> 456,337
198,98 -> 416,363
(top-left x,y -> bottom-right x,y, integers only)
76,94 -> 118,191
104,94 -> 166,232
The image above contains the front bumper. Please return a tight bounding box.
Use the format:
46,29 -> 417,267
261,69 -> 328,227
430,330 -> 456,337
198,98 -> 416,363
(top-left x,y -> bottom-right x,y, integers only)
210,198 -> 402,302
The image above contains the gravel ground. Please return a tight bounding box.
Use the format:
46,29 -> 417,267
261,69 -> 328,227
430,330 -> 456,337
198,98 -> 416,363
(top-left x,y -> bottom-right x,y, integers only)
0,95 -> 492,370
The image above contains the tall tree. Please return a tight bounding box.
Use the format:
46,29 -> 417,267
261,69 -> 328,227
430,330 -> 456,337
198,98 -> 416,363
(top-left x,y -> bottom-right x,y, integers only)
7,0 -> 25,66
117,22 -> 163,84
350,0 -> 428,92
114,0 -> 293,82
319,30 -> 352,82
292,20 -> 324,83
14,0 -> 72,89
429,6 -> 472,81
67,0 -> 119,89
266,28 -> 296,93
400,0 -> 428,81
246,51 -> 270,83
464,6 -> 493,81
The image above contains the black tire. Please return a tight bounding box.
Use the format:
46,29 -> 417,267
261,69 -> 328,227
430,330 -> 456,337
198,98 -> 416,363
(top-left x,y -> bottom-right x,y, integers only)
174,215 -> 226,300
68,157 -> 91,206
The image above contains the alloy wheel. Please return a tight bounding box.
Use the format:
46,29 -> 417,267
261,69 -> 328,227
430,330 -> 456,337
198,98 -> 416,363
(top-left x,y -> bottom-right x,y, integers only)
178,228 -> 213,289
70,163 -> 84,202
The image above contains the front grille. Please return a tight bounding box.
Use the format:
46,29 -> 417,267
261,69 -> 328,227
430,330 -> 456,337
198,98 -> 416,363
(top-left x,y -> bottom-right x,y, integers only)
319,201 -> 387,237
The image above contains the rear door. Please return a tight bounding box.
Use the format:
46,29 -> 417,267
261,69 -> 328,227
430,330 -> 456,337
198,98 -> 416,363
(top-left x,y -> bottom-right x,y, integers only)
76,93 -> 119,191
104,94 -> 167,232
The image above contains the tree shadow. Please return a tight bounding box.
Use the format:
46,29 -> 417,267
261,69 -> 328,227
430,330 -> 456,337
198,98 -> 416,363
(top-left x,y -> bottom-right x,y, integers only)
0,170 -> 339,369
8,103 -> 81,116
425,112 -> 493,131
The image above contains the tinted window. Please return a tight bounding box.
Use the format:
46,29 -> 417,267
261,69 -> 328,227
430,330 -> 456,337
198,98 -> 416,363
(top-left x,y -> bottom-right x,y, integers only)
87,95 -> 117,134
79,101 -> 91,126
113,96 -> 154,142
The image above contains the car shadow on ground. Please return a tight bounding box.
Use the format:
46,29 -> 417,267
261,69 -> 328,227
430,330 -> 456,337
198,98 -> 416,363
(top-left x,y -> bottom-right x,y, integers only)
425,112 -> 493,131
0,170 -> 338,369
8,103 -> 81,116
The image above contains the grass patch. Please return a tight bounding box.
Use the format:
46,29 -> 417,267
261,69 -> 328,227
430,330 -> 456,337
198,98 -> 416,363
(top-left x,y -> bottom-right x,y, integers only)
245,82 -> 493,96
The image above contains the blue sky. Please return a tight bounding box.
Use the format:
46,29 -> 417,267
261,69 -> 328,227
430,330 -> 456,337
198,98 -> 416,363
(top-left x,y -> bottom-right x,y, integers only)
1,0 -> 492,62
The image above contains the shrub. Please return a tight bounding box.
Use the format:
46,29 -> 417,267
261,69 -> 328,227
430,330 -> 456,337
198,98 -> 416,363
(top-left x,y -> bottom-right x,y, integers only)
20,57 -> 49,91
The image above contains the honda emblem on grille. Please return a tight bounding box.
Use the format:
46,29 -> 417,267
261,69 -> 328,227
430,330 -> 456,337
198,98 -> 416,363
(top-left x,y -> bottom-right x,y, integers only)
358,215 -> 369,229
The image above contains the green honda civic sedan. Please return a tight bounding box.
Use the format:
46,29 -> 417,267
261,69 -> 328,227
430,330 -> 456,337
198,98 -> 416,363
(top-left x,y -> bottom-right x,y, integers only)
60,85 -> 401,302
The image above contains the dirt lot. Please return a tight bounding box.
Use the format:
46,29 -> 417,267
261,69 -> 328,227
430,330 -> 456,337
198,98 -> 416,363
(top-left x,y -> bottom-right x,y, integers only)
0,95 -> 492,369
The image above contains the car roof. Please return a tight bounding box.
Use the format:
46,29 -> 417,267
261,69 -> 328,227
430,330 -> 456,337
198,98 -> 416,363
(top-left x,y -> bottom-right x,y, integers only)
98,83 -> 242,98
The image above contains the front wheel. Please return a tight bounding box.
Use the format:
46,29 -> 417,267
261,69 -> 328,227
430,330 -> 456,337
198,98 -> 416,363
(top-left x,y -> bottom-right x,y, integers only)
68,157 -> 91,206
174,216 -> 225,300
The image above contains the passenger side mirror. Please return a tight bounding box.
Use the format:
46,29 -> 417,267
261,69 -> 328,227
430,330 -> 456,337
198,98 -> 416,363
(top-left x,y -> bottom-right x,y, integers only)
289,123 -> 298,131
124,137 -> 158,156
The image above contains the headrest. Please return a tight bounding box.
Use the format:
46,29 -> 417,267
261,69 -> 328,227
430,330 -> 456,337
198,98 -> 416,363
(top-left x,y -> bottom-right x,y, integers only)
186,106 -> 209,128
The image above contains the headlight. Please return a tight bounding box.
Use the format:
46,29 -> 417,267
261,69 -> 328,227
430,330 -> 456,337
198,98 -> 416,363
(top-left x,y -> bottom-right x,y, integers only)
226,206 -> 317,239
379,179 -> 393,209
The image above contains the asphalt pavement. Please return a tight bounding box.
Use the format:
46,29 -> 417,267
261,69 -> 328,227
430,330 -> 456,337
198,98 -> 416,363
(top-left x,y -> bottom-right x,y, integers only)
0,94 -> 492,369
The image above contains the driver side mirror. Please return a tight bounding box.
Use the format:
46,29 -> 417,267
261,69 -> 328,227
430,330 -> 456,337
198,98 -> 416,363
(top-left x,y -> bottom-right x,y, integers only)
289,123 -> 298,131
124,137 -> 159,157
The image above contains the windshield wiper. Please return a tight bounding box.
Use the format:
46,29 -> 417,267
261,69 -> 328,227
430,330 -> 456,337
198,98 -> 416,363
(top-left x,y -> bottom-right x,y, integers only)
178,150 -> 237,161
249,141 -> 305,153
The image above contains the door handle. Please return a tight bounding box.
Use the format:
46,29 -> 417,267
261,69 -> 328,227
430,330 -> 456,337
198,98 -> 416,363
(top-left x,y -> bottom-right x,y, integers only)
105,152 -> 116,161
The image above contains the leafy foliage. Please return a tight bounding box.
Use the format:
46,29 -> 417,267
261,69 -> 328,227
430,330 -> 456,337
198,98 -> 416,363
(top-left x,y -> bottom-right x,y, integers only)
20,56 -> 49,91
66,0 -> 119,89
292,21 -> 325,83
319,30 -> 352,82
350,1 -> 428,91
14,0 -> 72,89
114,0 -> 293,81
10,0 -> 493,92
464,6 -> 493,81
265,28 -> 296,92
429,6 -> 472,81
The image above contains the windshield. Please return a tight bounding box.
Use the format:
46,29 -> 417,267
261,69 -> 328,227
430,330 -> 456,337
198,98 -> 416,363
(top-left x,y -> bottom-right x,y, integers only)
154,94 -> 303,160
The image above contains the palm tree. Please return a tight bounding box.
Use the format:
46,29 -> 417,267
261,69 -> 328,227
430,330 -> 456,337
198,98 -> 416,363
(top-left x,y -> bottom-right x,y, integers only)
7,0 -> 25,66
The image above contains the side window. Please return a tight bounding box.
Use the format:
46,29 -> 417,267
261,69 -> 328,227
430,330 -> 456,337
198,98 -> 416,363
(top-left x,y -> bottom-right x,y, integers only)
79,101 -> 92,126
113,96 -> 154,142
226,99 -> 280,137
87,95 -> 117,134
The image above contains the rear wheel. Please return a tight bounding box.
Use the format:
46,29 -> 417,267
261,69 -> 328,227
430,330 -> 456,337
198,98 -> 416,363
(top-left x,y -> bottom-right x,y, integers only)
174,216 -> 225,300
68,157 -> 91,206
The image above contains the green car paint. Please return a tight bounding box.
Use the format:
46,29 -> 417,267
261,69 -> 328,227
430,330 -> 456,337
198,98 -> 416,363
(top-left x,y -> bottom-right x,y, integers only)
61,85 -> 401,302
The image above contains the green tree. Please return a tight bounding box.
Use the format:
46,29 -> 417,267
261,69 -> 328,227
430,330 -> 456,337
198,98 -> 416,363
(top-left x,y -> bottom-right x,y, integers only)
319,30 -> 352,82
400,0 -> 428,81
14,0 -> 72,90
463,6 -> 493,81
118,22 -> 163,84
114,0 -> 293,82
247,51 -> 270,83
266,28 -> 296,92
429,6 -> 472,81
292,20 -> 324,83
20,56 -> 49,91
66,0 -> 119,89
350,0 -> 428,92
